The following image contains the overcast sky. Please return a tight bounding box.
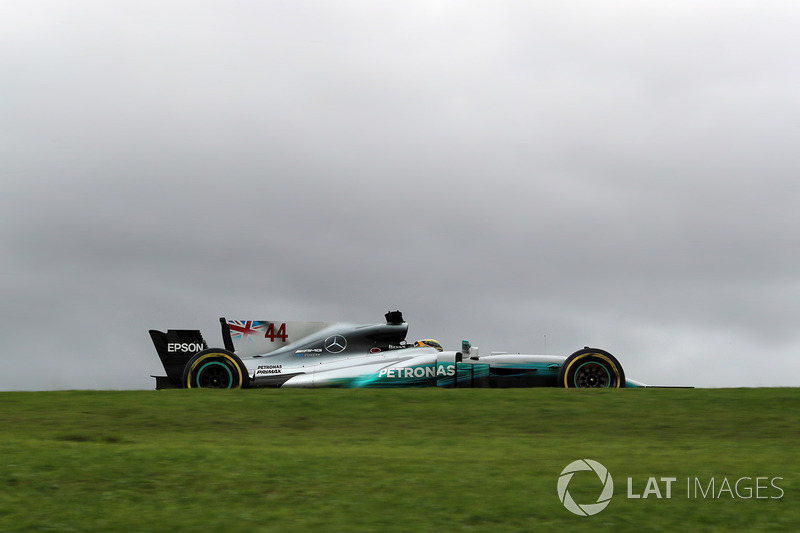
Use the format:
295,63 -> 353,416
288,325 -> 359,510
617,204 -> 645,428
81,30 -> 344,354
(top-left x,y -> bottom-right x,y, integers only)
2,1 -> 799,390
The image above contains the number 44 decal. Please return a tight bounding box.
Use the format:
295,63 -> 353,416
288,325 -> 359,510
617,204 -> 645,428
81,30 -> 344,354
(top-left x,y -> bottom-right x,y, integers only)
265,323 -> 288,342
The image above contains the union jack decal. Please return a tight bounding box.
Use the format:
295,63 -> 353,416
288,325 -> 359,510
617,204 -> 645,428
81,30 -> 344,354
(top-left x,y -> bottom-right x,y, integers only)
226,320 -> 268,340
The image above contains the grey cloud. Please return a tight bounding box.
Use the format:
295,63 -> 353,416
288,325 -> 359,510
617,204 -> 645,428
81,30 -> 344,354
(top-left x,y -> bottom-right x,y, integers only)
2,1 -> 799,390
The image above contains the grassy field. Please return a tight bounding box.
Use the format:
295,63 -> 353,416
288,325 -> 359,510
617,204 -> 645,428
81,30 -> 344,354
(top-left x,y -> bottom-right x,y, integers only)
0,388 -> 797,532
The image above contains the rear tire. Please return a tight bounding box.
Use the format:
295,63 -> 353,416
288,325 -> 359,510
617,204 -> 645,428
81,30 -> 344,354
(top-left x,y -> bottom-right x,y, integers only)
558,348 -> 625,388
183,349 -> 249,389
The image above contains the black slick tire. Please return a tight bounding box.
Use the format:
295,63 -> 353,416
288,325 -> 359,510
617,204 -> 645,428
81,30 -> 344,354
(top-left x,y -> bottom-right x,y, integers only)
558,348 -> 626,388
182,349 -> 249,389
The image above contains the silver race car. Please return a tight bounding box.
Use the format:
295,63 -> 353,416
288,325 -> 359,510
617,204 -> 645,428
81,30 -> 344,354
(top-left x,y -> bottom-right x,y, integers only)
149,311 -> 645,390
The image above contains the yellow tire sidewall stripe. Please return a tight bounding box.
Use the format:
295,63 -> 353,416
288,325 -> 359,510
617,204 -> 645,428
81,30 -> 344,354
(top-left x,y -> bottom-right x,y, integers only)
562,353 -> 621,388
186,352 -> 243,389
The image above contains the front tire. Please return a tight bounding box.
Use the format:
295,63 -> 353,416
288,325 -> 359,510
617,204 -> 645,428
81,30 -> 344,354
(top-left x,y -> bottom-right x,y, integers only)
558,348 -> 625,388
183,349 -> 249,389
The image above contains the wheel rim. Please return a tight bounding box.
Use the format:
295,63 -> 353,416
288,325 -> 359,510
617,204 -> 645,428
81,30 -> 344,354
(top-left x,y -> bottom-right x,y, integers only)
196,361 -> 234,388
573,361 -> 611,388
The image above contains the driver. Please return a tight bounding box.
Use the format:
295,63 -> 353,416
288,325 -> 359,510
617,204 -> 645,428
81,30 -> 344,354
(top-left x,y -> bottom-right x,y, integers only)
414,339 -> 443,351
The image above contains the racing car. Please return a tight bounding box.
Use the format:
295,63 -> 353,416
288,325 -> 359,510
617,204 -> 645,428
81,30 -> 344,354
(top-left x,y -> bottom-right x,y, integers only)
149,311 -> 645,389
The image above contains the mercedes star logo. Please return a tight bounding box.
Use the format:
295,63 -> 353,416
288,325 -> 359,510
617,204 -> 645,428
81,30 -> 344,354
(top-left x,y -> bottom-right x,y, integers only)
324,335 -> 347,354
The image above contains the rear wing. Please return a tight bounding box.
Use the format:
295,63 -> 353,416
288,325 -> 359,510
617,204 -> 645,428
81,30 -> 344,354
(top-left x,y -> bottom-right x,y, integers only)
148,329 -> 208,389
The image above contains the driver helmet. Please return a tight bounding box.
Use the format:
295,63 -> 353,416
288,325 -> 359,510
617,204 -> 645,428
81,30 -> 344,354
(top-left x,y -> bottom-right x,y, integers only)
414,339 -> 443,351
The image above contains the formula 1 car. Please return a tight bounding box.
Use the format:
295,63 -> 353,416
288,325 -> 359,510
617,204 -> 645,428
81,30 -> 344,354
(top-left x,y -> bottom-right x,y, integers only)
149,311 -> 645,390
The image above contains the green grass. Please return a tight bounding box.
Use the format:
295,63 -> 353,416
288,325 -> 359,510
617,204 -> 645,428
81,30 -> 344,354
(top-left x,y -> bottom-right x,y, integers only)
1,388 -> 798,532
